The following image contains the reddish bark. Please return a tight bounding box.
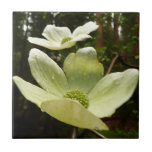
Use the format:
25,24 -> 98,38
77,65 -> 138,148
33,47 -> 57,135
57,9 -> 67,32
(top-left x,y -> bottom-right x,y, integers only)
95,13 -> 103,49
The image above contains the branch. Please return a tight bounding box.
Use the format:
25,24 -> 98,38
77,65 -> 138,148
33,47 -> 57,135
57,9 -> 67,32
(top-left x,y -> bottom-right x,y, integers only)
89,129 -> 107,139
106,54 -> 119,75
118,55 -> 139,69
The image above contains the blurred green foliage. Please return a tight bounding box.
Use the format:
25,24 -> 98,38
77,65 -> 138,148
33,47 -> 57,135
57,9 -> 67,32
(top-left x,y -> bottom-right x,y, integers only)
13,12 -> 139,138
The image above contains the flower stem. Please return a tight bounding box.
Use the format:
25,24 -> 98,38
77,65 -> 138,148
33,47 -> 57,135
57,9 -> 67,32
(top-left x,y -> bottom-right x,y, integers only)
89,129 -> 107,139
72,127 -> 77,138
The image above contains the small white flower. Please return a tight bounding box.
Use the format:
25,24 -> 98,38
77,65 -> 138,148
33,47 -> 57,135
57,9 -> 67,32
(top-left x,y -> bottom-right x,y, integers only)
28,21 -> 99,50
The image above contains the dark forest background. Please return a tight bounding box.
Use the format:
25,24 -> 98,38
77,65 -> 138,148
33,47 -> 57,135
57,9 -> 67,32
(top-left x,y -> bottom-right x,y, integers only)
13,12 -> 139,138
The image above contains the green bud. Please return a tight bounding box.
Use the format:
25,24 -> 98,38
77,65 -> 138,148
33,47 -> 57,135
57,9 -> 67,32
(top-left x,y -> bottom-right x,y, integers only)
64,89 -> 89,108
61,37 -> 72,44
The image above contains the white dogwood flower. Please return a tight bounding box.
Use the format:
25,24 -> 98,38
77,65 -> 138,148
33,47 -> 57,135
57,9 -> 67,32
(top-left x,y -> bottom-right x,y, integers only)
28,21 -> 99,50
13,47 -> 139,130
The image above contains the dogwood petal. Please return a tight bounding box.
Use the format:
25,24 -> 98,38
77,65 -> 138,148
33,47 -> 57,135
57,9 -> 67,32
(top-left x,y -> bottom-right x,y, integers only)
72,21 -> 99,37
58,34 -> 91,49
28,37 -> 76,50
42,25 -> 72,42
28,37 -> 65,50
28,48 -> 69,97
64,47 -> 104,93
71,34 -> 92,42
13,76 -> 58,107
41,99 -> 109,130
88,69 -> 139,118
59,41 -> 76,49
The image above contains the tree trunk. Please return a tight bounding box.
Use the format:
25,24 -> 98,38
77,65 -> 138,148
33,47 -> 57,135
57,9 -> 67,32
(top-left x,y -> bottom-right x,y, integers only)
134,13 -> 139,66
19,13 -> 29,77
114,13 -> 119,44
135,13 -> 139,55
95,13 -> 103,49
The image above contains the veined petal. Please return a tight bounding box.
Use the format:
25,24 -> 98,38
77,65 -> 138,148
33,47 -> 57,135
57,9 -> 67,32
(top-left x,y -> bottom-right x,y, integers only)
88,69 -> 139,118
41,99 -> 108,130
71,34 -> 92,42
28,48 -> 69,97
72,21 -> 99,37
28,37 -> 64,50
13,76 -> 58,107
42,25 -> 72,42
28,37 -> 76,51
63,47 -> 104,93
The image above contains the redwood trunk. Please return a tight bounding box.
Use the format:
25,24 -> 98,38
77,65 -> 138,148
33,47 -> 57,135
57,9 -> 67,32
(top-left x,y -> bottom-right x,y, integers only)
95,13 -> 103,49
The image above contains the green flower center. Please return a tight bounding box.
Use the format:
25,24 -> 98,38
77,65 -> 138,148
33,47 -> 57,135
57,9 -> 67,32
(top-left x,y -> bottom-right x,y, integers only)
64,89 -> 89,108
61,37 -> 72,44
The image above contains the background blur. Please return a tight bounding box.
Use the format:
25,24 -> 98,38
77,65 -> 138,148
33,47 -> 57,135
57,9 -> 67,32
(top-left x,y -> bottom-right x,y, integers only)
13,12 -> 139,138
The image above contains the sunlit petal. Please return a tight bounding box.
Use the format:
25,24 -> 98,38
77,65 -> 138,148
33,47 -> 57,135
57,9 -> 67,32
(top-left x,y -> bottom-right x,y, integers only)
42,25 -> 72,42
28,48 -> 69,97
71,34 -> 92,42
13,76 -> 58,107
72,21 -> 99,37
41,98 -> 108,130
28,37 -> 61,50
88,69 -> 139,118
64,47 -> 104,93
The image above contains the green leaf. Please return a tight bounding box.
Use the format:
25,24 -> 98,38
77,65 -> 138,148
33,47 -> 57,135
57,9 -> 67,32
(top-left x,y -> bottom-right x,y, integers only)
41,99 -> 109,130
63,47 -> 104,93
135,55 -> 139,60
13,76 -> 58,107
28,48 -> 69,97
88,69 -> 139,118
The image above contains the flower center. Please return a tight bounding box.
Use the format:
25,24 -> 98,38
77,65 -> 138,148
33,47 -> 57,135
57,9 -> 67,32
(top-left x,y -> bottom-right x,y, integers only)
61,37 -> 72,44
64,89 -> 89,108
